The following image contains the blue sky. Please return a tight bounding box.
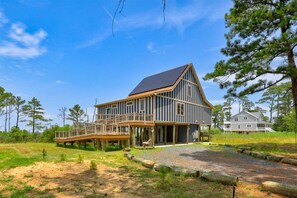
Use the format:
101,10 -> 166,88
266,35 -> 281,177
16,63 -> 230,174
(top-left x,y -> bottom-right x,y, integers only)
1,0 -> 265,128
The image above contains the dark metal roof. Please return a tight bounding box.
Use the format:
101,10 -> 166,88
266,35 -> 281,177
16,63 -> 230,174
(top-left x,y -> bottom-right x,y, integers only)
129,64 -> 188,96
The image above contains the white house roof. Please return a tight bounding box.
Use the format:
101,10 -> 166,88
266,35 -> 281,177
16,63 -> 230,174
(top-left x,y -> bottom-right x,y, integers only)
231,110 -> 262,119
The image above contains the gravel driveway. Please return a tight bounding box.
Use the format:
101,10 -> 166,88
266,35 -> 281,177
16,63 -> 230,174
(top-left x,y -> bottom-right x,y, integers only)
137,146 -> 297,185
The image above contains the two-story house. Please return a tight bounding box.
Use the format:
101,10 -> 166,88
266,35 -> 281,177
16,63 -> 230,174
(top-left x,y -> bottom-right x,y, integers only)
55,63 -> 212,149
223,110 -> 273,133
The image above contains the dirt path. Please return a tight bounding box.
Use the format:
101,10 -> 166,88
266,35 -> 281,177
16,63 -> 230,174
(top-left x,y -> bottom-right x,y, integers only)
0,161 -> 150,198
138,146 -> 297,185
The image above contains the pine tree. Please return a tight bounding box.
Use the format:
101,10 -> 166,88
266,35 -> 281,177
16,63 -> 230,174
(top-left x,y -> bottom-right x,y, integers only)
67,104 -> 85,125
14,96 -> 26,129
23,97 -> 50,133
203,0 -> 297,124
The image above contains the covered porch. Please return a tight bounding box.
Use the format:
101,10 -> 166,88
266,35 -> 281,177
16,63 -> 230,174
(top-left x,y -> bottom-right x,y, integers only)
129,122 -> 211,148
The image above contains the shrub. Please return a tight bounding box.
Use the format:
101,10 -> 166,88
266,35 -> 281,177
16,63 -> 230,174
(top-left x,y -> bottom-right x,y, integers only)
60,154 -> 66,161
77,155 -> 83,163
90,160 -> 97,170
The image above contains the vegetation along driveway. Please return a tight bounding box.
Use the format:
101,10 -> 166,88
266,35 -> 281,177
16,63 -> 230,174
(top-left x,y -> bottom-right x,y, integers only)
137,146 -> 297,185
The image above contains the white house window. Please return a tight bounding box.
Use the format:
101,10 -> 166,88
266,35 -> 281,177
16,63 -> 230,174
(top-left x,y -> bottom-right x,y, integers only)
235,117 -> 238,121
177,102 -> 184,116
139,99 -> 145,112
187,84 -> 192,97
126,101 -> 133,106
244,117 -> 247,120
247,124 -> 251,127
238,125 -> 241,129
111,104 -> 118,109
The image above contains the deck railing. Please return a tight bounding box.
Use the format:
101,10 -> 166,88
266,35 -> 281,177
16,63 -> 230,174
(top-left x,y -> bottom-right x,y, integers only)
97,113 -> 153,124
55,113 -> 153,139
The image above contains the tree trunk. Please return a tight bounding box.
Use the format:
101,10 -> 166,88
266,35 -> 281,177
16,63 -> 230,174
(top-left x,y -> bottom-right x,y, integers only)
16,110 -> 19,129
32,117 -> 35,133
4,104 -> 8,132
286,42 -> 297,132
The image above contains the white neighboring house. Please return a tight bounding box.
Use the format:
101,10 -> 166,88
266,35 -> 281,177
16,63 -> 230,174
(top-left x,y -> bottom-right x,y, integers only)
223,110 -> 274,133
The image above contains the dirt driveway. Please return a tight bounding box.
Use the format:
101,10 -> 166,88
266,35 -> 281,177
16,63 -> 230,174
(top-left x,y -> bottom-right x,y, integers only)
137,146 -> 297,185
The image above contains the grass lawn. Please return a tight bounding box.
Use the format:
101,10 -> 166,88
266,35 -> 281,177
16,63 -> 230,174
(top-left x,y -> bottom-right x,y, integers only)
0,143 -> 282,197
212,132 -> 297,159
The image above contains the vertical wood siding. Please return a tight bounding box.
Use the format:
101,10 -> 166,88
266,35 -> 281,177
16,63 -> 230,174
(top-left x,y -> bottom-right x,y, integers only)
97,97 -> 153,116
155,68 -> 211,124
97,67 -> 211,125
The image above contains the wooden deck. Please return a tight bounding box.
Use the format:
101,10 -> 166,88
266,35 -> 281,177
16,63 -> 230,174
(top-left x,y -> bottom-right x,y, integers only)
55,113 -> 154,150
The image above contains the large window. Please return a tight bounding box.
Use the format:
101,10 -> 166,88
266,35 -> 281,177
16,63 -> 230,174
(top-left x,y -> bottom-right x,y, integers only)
126,101 -> 133,106
139,99 -> 145,112
187,84 -> 192,97
176,102 -> 184,116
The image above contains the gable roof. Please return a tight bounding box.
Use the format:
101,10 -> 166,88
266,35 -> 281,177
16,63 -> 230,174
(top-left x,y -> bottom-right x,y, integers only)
248,111 -> 262,119
231,110 -> 262,119
96,63 -> 213,108
129,64 -> 188,96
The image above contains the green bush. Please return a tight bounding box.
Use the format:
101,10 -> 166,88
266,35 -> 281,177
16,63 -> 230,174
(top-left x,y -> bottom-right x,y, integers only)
211,128 -> 223,135
77,155 -> 83,163
60,154 -> 66,162
90,160 -> 97,170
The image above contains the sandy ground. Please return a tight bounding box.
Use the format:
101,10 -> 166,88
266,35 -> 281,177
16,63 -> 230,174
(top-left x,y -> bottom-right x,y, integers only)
0,161 -> 150,198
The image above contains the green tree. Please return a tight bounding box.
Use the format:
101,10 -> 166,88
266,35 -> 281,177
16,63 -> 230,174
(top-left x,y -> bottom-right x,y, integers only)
238,96 -> 254,112
223,96 -> 235,121
14,96 -> 26,129
68,104 -> 85,125
203,0 -> 297,125
23,97 -> 51,133
212,105 -> 224,128
2,92 -> 14,132
283,109 -> 296,132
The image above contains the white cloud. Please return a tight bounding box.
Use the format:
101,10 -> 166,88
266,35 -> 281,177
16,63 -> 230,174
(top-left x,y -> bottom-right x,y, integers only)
0,21 -> 47,59
0,10 -> 8,27
55,80 -> 64,84
80,1 -> 230,48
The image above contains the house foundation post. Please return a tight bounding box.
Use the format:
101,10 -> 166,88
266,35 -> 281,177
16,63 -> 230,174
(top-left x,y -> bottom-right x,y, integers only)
164,126 -> 167,145
173,125 -> 176,145
186,125 -> 190,144
151,127 -> 155,147
97,139 -> 100,150
132,126 -> 136,148
197,125 -> 201,142
101,140 -> 105,151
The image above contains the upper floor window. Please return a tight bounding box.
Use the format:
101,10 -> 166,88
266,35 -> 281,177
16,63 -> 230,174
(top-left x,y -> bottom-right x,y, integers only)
244,117 -> 247,120
139,99 -> 145,112
235,117 -> 238,121
111,104 -> 118,109
126,101 -> 133,106
187,84 -> 192,97
176,102 -> 184,116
